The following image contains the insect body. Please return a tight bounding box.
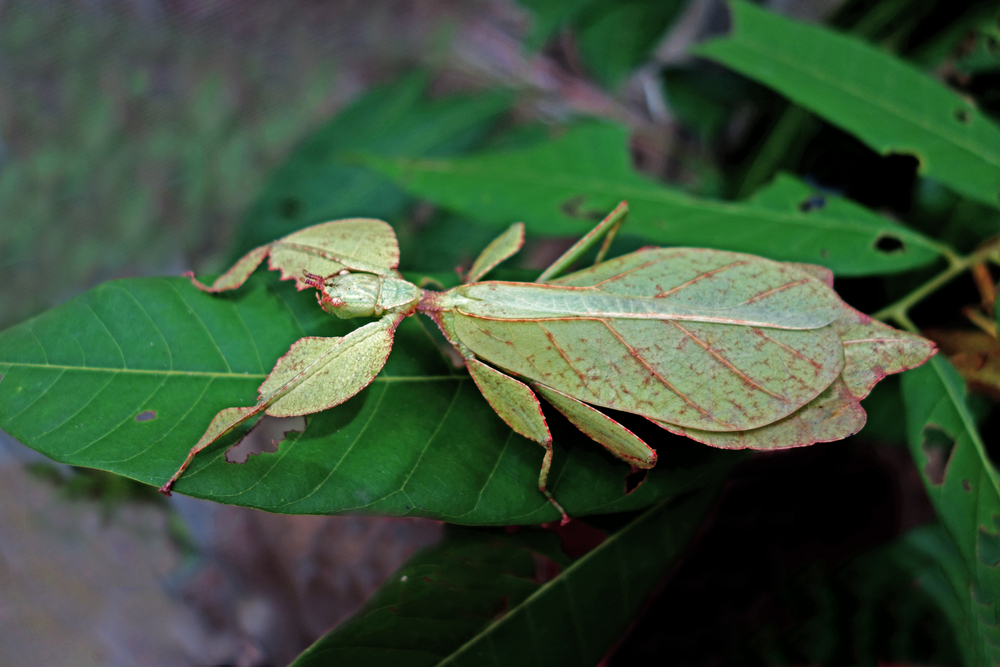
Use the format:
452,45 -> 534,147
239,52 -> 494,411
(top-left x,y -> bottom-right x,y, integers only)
159,203 -> 935,523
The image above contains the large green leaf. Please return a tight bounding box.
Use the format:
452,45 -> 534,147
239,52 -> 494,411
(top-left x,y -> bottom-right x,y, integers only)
364,123 -> 943,276
291,485 -> 722,666
234,74 -> 510,256
694,0 -> 1000,209
0,272 -> 735,524
902,356 -> 1000,666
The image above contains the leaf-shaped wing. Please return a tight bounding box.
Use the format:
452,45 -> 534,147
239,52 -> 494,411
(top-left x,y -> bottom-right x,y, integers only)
657,377 -> 865,449
831,305 -> 937,399
190,218 -> 401,293
453,314 -> 844,431
460,247 -> 844,329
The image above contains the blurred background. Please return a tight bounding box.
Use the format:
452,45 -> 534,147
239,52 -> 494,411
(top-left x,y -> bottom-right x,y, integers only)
2,0 -> 998,664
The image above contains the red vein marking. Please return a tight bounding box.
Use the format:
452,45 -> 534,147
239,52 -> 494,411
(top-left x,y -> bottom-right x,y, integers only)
670,321 -> 789,402
742,278 -> 810,305
754,329 -> 823,370
536,323 -> 596,395
600,320 -> 735,428
654,261 -> 750,298
591,258 -> 664,287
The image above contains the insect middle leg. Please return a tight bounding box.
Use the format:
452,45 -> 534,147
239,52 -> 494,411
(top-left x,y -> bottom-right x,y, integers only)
536,200 -> 629,282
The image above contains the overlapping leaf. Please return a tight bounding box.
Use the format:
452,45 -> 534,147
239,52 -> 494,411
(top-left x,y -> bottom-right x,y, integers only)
695,0 -> 1000,209
291,484 -> 724,666
902,357 -> 1000,666
363,123 -> 943,275
0,273 -> 734,524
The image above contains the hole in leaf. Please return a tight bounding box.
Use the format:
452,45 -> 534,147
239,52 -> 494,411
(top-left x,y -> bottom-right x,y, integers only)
278,197 -> 301,220
798,195 -> 826,212
921,425 -> 955,485
955,108 -> 971,124
874,234 -> 905,254
135,410 -> 157,422
226,415 -> 306,464
625,465 -> 648,495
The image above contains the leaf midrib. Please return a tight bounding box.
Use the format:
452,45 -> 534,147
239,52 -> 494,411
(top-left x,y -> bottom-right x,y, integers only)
0,361 -> 462,383
388,158 -> 934,243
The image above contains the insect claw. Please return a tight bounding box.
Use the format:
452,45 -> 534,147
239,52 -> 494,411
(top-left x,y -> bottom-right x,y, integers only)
301,271 -> 326,290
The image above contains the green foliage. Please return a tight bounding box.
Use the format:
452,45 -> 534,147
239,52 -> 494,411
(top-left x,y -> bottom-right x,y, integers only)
5,0 -> 1000,662
292,487 -> 721,666
695,0 -> 1000,208
364,124 -> 942,275
903,358 -> 1000,666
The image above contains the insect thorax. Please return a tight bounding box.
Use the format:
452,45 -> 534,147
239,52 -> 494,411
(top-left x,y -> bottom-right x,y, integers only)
320,273 -> 420,319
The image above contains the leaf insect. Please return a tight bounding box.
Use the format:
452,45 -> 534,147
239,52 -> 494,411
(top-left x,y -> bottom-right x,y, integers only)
159,203 -> 935,523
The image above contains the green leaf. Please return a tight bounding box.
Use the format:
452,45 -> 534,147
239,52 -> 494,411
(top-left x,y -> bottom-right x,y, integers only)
364,123 -> 943,276
902,356 -> 1000,665
694,0 -> 1000,209
290,485 -> 722,666
516,0 -> 596,50
0,273 -> 736,524
234,74 -> 510,256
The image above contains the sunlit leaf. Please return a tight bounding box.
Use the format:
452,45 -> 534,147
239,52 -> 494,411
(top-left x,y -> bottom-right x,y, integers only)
0,273 -> 735,524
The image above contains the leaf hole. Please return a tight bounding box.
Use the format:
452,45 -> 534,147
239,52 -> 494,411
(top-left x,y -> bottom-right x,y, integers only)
954,108 -> 971,124
278,197 -> 302,220
797,195 -> 826,212
874,234 -> 905,254
226,415 -> 306,464
921,425 -> 955,486
135,410 -> 157,422
625,465 -> 648,495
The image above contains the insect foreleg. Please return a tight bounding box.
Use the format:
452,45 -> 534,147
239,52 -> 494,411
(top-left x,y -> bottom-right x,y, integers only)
536,200 -> 629,283
465,358 -> 569,525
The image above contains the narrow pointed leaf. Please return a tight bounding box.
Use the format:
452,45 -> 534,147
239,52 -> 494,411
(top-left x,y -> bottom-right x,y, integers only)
363,123 -> 944,275
902,357 -> 1000,665
0,274 -> 734,524
291,484 -> 725,667
694,0 -> 1000,209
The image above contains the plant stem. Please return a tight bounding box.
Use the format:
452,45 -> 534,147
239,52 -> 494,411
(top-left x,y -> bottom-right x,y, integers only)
872,237 -> 1000,332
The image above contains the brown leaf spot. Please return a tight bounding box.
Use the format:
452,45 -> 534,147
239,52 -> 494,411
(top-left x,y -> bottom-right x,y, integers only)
954,108 -> 971,124
920,425 -> 955,486
226,415 -> 306,464
963,479 -> 972,492
135,410 -> 157,422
